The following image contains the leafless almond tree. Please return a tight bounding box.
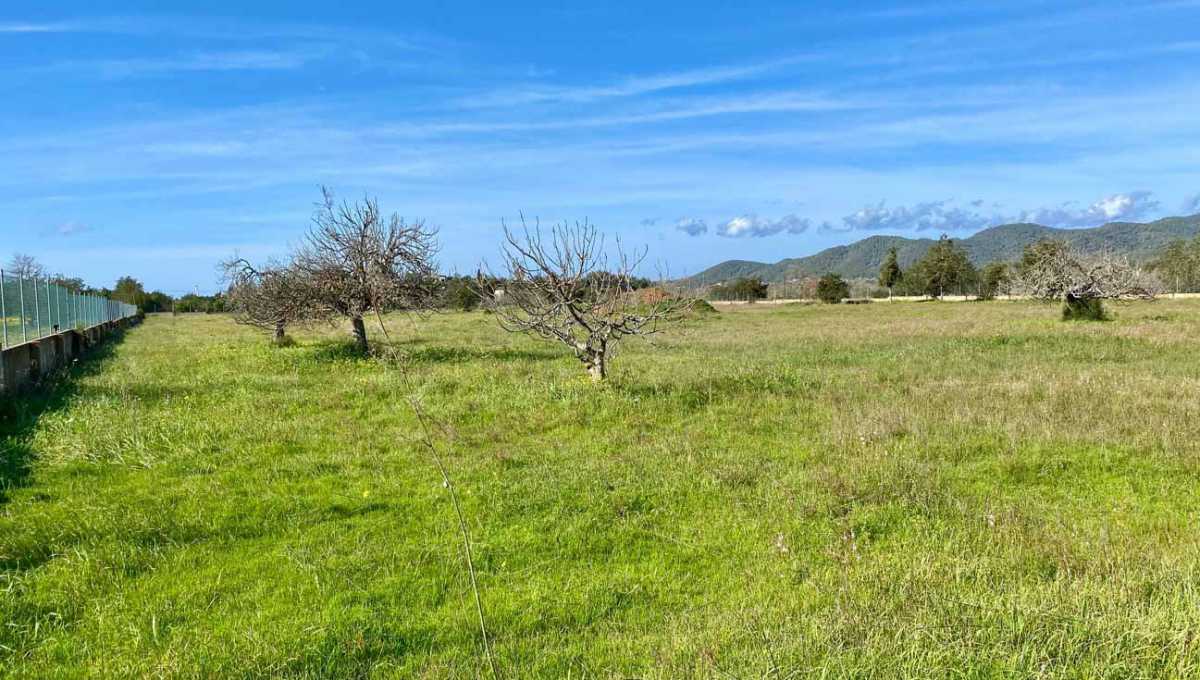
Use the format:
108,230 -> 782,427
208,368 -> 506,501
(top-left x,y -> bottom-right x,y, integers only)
294,187 -> 440,353
1016,239 -> 1157,319
481,219 -> 691,381
222,257 -> 316,344
7,253 -> 46,280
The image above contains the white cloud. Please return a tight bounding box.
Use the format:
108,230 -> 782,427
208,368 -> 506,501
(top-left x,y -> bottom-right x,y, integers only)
674,217 -> 708,236
716,214 -> 809,238
1017,191 -> 1159,227
834,192 -> 1162,234
839,200 -> 1001,232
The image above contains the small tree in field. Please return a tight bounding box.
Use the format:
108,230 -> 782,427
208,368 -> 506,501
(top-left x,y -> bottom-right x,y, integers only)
222,258 -> 313,344
978,262 -> 1011,301
878,247 -> 902,298
816,273 -> 850,303
295,188 -> 440,354
482,219 -> 690,381
911,235 -> 976,298
1017,239 -> 1157,320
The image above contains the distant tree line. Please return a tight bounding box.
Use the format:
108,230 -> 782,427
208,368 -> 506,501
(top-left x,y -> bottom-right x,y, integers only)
701,232 -> 1160,315
707,277 -> 768,301
4,253 -> 207,315
1152,235 -> 1200,293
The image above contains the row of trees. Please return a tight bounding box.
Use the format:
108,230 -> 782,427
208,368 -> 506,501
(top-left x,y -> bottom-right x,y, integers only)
873,236 -> 1156,319
5,254 -> 179,314
699,235 -> 1157,320
225,190 -> 692,379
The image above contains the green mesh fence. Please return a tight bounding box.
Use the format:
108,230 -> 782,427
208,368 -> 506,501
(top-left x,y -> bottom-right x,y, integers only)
0,272 -> 137,349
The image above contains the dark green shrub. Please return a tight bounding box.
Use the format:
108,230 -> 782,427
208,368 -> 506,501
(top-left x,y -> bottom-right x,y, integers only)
444,278 -> 481,311
709,278 -> 767,301
816,273 -> 850,304
1062,296 -> 1107,321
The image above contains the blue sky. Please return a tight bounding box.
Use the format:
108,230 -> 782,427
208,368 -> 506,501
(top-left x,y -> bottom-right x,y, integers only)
2,1 -> 1199,293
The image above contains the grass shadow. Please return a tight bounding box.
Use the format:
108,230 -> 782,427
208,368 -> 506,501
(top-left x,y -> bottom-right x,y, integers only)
0,329 -> 128,505
306,342 -> 370,363
401,345 -> 562,365
615,371 -> 822,414
304,341 -> 562,366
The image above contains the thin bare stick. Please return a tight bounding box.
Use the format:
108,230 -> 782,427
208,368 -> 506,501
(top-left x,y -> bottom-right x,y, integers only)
406,393 -> 501,680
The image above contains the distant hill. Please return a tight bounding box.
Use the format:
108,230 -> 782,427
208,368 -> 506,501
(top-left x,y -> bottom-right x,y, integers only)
682,215 -> 1200,285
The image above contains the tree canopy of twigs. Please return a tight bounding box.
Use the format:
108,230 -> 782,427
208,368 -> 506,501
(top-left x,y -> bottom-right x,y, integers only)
293,187 -> 440,353
480,219 -> 691,381
6,253 -> 46,280
222,258 -> 315,344
1016,239 -> 1157,320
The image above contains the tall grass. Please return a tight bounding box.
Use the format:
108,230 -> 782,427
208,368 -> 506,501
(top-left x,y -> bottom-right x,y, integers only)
2,301 -> 1200,677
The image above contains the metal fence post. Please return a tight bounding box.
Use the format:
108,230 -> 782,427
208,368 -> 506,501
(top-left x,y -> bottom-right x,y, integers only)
32,276 -> 41,340
18,273 -> 27,344
45,278 -> 52,333
0,270 -> 7,349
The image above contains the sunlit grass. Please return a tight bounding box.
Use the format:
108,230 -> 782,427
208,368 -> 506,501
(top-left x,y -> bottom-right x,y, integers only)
3,300 -> 1200,677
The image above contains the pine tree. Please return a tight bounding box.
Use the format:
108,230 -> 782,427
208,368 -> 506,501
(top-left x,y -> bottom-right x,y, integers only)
878,247 -> 902,298
911,235 -> 976,298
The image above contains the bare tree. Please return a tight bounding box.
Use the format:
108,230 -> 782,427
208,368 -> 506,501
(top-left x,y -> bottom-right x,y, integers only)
481,219 -> 690,381
222,257 -> 315,344
1016,240 -> 1157,320
7,253 -> 46,280
293,188 -> 440,354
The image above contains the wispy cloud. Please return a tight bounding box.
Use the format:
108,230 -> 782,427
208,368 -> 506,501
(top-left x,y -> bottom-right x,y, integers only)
0,22 -> 83,33
39,49 -> 325,79
464,55 -> 815,108
38,221 -> 92,237
55,221 -> 90,236
1181,193 -> 1200,214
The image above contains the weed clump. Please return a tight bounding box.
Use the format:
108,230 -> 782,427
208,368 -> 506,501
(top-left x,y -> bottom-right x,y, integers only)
1062,296 -> 1107,321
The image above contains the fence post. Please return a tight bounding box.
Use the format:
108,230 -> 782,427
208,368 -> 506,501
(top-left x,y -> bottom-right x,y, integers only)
18,273 -> 27,343
33,275 -> 41,340
0,270 -> 7,349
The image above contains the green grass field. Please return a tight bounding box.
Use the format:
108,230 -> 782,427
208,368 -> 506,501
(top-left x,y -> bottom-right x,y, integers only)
3,301 -> 1200,678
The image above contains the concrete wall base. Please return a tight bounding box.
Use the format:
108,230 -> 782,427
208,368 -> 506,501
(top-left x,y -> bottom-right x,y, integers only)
0,315 -> 141,395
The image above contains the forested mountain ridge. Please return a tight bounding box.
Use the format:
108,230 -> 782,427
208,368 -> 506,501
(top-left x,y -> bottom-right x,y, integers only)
683,215 -> 1200,284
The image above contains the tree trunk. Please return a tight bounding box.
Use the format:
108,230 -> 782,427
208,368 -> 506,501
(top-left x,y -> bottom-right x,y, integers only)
351,315 -> 369,353
587,356 -> 606,381
272,321 -> 286,345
